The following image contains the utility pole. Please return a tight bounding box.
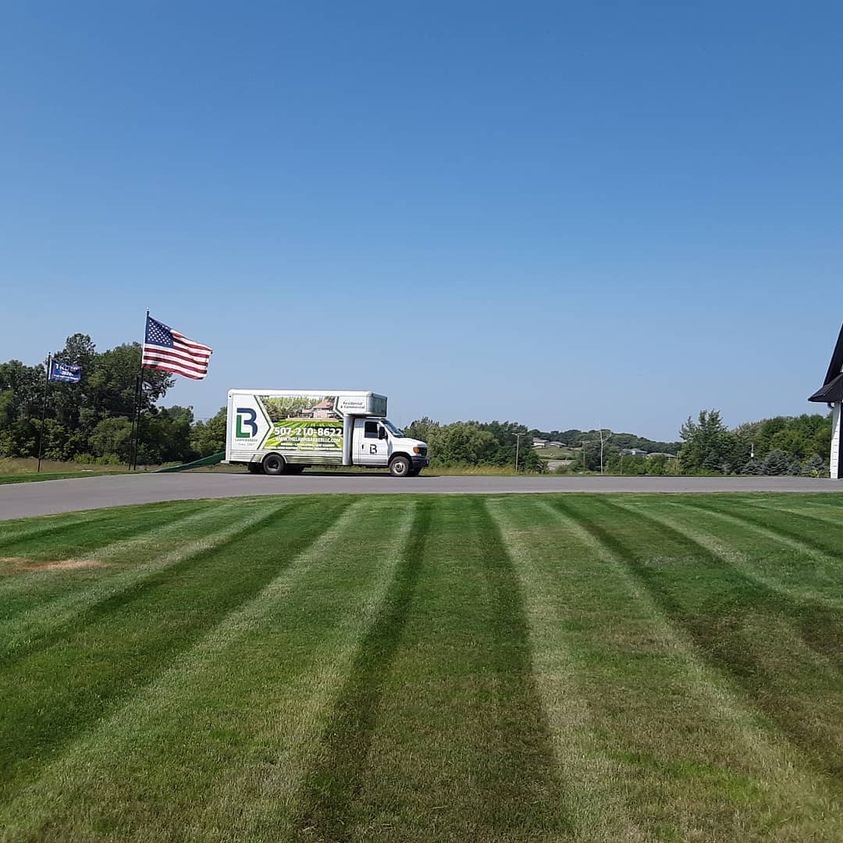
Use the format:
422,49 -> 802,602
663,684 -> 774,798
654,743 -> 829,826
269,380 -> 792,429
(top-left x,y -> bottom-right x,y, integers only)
598,427 -> 611,475
514,432 -> 522,473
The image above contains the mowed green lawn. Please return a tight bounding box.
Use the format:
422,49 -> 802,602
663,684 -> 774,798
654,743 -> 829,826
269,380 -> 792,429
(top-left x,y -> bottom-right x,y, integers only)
0,494 -> 841,842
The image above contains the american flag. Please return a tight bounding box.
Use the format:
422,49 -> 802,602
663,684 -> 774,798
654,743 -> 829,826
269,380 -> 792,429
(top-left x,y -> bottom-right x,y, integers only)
142,316 -> 213,380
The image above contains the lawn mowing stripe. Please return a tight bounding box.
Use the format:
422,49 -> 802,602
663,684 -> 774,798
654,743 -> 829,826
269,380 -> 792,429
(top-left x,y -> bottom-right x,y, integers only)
662,498 -> 843,604
0,497 -> 350,802
0,501 -> 214,601
651,498 -> 843,619
545,496 -> 843,839
207,500 -> 419,842
293,499 -> 433,840
0,510 -> 129,549
0,499 -> 414,841
0,503 -> 198,562
303,495 -> 567,842
768,496 -> 843,513
486,497 -> 636,842
610,498 -> 843,678
612,500 -> 843,748
676,497 -> 843,568
475,496 -> 569,838
617,498 -> 843,610
0,501 -> 275,663
743,499 -> 843,529
564,496 -> 843,784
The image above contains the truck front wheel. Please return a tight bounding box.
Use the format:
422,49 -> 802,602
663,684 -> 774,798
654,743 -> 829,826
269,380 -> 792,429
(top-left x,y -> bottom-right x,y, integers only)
389,455 -> 411,478
262,454 -> 286,476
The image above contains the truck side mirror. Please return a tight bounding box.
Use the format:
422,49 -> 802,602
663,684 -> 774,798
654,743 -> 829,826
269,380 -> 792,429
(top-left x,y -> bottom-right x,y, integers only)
378,426 -> 386,440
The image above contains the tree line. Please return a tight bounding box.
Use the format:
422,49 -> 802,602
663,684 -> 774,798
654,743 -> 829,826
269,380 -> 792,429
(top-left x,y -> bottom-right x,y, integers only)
403,418 -> 543,472
675,409 -> 829,476
0,334 -> 226,465
557,410 -> 830,476
0,336 -> 833,475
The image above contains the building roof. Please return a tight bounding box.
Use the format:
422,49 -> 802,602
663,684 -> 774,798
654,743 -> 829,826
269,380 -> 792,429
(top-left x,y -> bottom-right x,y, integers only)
809,372 -> 843,403
809,323 -> 843,403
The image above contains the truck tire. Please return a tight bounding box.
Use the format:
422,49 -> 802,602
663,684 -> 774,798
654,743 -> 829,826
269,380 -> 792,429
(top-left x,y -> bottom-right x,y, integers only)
262,453 -> 286,476
389,455 -> 411,477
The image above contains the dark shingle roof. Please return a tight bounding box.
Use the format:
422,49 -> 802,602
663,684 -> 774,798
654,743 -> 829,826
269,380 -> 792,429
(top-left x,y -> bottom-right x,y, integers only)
809,372 -> 843,403
809,323 -> 843,403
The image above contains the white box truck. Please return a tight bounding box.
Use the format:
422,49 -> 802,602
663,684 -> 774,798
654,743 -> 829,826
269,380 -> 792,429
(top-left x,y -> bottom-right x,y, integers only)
225,389 -> 429,477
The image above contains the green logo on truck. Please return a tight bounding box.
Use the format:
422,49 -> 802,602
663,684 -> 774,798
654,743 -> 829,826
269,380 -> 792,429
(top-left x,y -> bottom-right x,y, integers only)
235,408 -> 258,438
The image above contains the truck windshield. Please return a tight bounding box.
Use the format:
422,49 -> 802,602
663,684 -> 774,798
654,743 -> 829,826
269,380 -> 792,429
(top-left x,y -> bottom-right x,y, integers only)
382,419 -> 404,437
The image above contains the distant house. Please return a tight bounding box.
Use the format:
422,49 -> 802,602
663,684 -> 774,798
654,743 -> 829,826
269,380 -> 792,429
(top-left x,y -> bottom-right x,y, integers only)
548,441 -> 563,448
309,398 -> 336,419
621,448 -> 648,457
532,438 -> 548,448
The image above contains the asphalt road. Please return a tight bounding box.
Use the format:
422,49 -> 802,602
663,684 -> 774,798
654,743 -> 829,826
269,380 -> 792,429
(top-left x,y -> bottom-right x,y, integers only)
1,472 -> 842,521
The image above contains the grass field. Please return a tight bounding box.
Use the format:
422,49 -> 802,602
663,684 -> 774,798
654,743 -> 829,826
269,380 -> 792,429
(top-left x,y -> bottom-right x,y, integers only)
0,458 -> 549,482
0,458 -> 128,485
0,494 -> 841,841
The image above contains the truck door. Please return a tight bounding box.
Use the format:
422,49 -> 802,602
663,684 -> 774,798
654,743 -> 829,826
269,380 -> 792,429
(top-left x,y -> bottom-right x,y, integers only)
354,418 -> 389,466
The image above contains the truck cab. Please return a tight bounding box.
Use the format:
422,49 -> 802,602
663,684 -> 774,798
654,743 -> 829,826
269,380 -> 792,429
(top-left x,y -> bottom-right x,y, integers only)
353,417 -> 428,476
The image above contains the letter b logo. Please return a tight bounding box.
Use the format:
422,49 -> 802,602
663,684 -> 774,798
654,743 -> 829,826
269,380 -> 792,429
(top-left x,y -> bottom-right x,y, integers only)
236,408 -> 258,438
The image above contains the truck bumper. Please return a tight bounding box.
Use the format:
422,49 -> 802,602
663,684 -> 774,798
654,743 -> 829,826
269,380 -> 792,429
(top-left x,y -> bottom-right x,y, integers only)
411,456 -> 429,469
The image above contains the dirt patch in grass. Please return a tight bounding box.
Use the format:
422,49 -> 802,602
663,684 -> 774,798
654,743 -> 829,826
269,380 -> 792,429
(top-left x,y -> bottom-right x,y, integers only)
0,557 -> 107,572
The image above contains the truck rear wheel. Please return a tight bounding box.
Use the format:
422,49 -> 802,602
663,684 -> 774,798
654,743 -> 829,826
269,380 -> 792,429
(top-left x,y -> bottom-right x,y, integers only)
389,455 -> 411,477
262,453 -> 286,476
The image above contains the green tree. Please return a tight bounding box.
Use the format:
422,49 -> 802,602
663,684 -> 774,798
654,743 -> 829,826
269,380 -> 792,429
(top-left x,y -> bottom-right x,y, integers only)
802,454 -> 825,477
86,343 -> 173,422
679,410 -> 730,473
646,454 -> 669,475
89,417 -> 134,463
434,423 -> 497,465
191,407 -> 228,456
0,360 -> 43,456
405,417 -> 440,446
404,418 -> 542,471
0,335 -> 179,464
138,405 -> 196,465
762,449 -> 789,476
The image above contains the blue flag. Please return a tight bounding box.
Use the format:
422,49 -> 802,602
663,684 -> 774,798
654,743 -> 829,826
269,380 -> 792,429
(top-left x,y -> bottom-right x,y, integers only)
49,360 -> 82,383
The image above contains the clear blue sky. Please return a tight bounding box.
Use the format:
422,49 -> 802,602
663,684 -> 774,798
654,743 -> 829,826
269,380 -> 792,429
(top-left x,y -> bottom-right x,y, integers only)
1,1 -> 840,440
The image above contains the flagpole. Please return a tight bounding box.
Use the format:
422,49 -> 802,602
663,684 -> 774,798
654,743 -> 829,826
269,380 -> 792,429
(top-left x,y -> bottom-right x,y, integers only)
36,355 -> 51,474
129,374 -> 141,471
130,310 -> 149,471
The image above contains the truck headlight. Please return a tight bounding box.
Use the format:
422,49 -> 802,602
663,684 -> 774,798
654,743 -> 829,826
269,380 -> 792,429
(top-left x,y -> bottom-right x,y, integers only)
413,446 -> 422,454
